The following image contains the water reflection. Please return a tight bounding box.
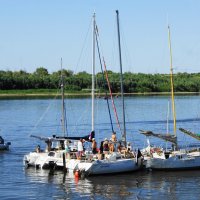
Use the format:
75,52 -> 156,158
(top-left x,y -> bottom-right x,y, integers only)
24,169 -> 200,200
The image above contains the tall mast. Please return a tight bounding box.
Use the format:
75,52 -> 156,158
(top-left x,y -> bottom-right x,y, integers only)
91,13 -> 95,132
168,25 -> 177,141
61,57 -> 66,136
116,10 -> 126,145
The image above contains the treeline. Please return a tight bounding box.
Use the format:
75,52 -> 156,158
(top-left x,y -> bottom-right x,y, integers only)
0,67 -> 200,93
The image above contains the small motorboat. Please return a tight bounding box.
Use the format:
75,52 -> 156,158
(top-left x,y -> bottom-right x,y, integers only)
0,136 -> 11,151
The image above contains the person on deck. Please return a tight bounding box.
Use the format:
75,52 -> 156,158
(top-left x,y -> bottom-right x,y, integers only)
126,142 -> 132,152
111,132 -> 117,143
35,145 -> 41,153
45,140 -> 52,152
117,142 -> 125,153
111,132 -> 117,151
103,138 -> 109,154
77,139 -> 84,159
89,131 -> 95,142
82,139 -> 86,151
98,141 -> 104,160
117,142 -> 126,157
117,142 -> 122,153
108,140 -> 114,152
124,142 -> 134,157
92,138 -> 97,154
64,140 -> 70,159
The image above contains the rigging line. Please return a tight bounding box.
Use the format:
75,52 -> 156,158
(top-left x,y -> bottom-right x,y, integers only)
75,17 -> 93,73
103,57 -> 122,135
70,99 -> 91,135
95,92 -> 101,144
28,90 -> 60,136
95,26 -> 114,133
120,23 -> 133,72
95,23 -> 122,134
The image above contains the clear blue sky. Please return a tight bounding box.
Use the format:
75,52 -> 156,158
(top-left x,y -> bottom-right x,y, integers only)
0,0 -> 200,74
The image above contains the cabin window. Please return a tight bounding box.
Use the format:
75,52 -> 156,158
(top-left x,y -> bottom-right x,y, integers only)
178,155 -> 182,159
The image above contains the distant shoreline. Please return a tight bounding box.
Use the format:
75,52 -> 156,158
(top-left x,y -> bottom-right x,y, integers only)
0,91 -> 200,98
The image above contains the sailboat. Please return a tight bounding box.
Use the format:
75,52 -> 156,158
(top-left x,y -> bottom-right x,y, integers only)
23,59 -> 68,169
140,26 -> 200,170
66,11 -> 143,176
24,12 -> 143,174
23,59 -> 95,169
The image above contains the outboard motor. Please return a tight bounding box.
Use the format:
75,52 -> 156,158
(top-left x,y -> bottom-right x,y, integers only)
165,151 -> 170,159
48,161 -> 57,175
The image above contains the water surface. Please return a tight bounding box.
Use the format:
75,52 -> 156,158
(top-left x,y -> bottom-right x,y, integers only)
0,95 -> 200,199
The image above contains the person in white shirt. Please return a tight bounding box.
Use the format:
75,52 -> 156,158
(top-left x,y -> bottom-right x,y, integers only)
77,139 -> 83,159
64,140 -> 70,159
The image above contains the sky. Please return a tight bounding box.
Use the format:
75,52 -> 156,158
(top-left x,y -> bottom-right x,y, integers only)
0,0 -> 200,74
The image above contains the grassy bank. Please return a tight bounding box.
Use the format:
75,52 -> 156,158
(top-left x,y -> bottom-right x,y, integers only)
0,89 -> 200,98
0,89 -> 92,98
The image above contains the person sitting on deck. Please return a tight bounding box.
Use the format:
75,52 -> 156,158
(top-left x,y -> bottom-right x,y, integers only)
98,141 -> 104,160
117,142 -> 126,154
103,138 -> 109,154
117,142 -> 121,152
108,140 -> 115,152
124,142 -> 135,158
111,132 -> 117,143
126,142 -> 132,152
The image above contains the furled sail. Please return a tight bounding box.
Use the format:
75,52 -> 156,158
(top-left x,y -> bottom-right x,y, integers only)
179,128 -> 200,141
139,129 -> 177,144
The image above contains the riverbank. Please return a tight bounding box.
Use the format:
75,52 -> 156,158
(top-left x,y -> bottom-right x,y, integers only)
0,89 -> 200,98
0,89 -> 89,98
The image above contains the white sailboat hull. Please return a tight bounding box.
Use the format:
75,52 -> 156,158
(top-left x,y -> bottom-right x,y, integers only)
56,151 -> 143,175
23,151 -> 65,169
67,152 -> 143,175
24,150 -> 143,176
78,158 -> 141,175
145,154 -> 200,170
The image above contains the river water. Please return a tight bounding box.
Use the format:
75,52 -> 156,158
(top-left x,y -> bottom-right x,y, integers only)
1,95 -> 200,200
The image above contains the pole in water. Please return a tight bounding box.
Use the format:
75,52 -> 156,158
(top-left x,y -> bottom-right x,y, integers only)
63,152 -> 67,172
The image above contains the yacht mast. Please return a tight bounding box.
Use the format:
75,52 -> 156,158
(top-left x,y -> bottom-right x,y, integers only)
116,10 -> 126,145
61,57 -> 66,136
91,13 -> 95,132
168,25 -> 177,145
